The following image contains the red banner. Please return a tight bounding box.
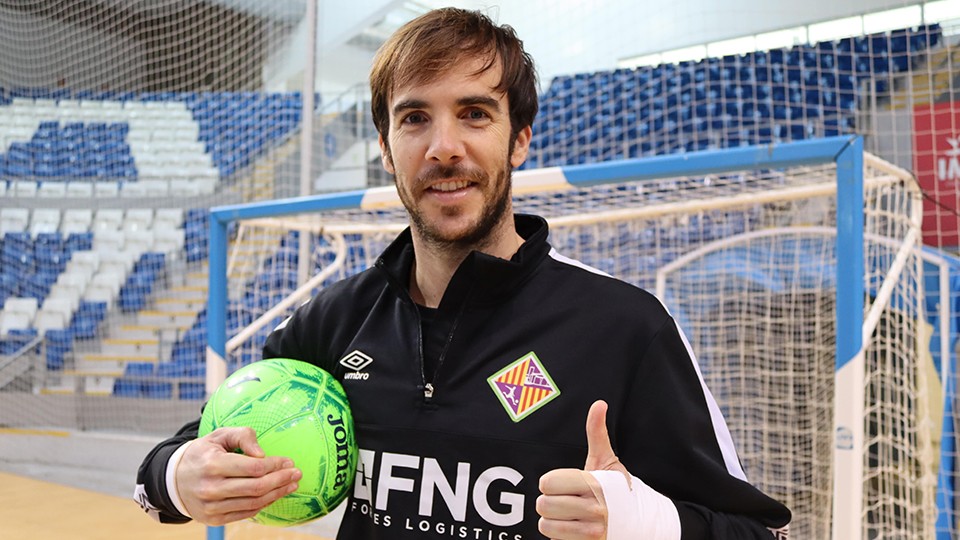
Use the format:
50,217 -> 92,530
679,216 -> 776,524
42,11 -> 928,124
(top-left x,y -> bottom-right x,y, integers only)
914,101 -> 960,247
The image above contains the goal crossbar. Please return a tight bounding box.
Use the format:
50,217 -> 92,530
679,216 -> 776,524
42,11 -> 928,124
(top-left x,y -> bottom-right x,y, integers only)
207,136 -> 881,539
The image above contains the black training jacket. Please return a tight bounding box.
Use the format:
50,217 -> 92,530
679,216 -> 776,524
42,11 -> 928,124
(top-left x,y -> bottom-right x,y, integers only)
136,214 -> 790,539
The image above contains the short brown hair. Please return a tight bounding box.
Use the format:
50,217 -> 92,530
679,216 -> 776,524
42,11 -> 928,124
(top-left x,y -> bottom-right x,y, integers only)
369,8 -> 538,142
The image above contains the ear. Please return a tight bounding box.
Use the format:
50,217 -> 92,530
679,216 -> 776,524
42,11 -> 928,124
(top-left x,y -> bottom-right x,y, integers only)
379,133 -> 395,175
510,125 -> 532,169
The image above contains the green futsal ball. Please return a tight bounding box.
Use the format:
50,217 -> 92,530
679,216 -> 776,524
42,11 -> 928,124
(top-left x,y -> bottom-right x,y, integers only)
199,358 -> 357,527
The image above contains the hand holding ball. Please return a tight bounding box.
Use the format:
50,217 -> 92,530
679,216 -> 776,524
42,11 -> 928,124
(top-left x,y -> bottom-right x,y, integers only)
199,358 -> 358,526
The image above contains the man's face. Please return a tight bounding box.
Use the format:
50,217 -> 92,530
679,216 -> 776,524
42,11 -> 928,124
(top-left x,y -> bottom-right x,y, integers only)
379,57 -> 531,250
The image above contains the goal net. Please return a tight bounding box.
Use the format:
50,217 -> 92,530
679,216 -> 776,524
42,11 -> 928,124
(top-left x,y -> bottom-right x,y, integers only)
210,138 -> 932,539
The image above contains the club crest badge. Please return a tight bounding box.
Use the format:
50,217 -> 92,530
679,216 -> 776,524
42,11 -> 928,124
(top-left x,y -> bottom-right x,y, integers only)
487,352 -> 560,422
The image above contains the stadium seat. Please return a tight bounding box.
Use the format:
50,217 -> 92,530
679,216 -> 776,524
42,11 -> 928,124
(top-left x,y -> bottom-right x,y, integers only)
97,249 -> 137,277
112,379 -> 141,398
93,228 -> 125,253
92,209 -> 124,232
0,311 -> 31,338
4,297 -> 39,320
66,250 -> 100,276
61,209 -> 93,235
65,182 -> 94,198
124,230 -> 155,255
83,272 -> 124,303
124,362 -> 155,377
93,182 -> 120,198
142,381 -> 173,399
154,208 -> 184,230
34,309 -> 67,334
0,209 -> 29,235
122,209 -> 154,233
48,279 -> 83,310
37,182 -> 67,197
44,328 -> 72,371
178,382 -> 205,400
10,181 -> 38,197
153,228 -> 185,256
29,209 -> 61,237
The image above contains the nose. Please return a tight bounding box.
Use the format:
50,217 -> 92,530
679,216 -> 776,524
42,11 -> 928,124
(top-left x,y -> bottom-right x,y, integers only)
425,116 -> 464,164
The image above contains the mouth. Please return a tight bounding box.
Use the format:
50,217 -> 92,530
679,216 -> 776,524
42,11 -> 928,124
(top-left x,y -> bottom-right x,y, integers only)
428,180 -> 473,192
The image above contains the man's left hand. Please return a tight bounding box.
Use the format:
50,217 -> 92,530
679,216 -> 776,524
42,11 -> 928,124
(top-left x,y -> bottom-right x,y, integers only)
536,400 -> 629,540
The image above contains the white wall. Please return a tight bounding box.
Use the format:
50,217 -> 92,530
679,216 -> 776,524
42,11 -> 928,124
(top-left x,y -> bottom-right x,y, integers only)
486,0 -> 919,81
0,6 -> 146,91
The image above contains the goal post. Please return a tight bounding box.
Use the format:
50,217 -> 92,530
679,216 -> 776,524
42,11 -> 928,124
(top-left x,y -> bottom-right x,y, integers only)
205,136 -> 935,539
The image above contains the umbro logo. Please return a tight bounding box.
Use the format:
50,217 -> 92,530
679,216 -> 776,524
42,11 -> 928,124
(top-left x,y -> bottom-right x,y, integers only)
340,350 -> 373,380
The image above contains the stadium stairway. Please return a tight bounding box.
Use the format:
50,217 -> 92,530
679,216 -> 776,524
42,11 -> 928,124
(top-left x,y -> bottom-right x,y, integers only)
45,259 -> 208,397
888,38 -> 960,109
236,121 -> 300,201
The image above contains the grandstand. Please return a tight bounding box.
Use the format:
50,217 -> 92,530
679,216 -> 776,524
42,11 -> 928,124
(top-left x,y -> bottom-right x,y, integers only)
2,1 -> 960,539
2,20 -> 955,407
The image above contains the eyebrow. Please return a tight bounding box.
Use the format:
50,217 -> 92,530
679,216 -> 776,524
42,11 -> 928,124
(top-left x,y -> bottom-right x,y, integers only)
392,95 -> 501,116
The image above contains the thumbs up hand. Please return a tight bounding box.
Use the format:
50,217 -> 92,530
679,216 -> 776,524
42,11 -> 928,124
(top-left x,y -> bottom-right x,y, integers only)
537,400 -> 628,539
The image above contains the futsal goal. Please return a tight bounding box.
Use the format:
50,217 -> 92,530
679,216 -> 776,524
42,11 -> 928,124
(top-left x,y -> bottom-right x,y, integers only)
207,136 -> 939,539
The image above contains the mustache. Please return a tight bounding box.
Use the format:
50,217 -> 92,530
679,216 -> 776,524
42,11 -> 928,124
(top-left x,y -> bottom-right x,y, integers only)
415,164 -> 486,186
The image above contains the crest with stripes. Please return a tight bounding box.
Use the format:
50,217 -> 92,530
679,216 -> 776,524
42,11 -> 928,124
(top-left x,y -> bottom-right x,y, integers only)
487,352 -> 560,422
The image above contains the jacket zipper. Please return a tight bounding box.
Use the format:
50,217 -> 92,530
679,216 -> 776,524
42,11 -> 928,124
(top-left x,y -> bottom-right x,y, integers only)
375,258 -> 471,404
421,301 -> 467,403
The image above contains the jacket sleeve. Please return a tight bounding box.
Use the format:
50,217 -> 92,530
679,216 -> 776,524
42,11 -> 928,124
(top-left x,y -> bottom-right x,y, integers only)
616,317 -> 792,539
133,417 -> 200,524
133,303 -> 314,523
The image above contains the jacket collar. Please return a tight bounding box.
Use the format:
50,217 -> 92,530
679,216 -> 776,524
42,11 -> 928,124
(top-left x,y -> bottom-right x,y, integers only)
375,214 -> 551,310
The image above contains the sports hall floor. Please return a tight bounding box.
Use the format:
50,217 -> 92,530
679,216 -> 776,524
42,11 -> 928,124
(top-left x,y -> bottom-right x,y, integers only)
0,428 -> 339,539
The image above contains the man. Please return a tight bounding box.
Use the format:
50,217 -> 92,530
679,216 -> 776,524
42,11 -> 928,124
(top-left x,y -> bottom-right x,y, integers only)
135,8 -> 791,539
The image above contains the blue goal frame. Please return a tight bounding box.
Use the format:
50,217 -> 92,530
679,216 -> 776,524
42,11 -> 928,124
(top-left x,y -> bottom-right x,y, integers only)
205,136 -> 866,540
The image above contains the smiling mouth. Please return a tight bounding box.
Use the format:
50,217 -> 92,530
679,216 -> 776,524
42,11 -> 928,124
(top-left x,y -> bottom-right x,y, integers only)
429,180 -> 472,192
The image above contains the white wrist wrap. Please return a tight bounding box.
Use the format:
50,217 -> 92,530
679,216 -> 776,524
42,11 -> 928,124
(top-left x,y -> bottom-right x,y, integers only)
590,470 -> 681,540
166,440 -> 194,518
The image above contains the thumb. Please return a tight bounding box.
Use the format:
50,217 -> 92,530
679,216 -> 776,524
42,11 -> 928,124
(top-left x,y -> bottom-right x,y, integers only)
584,400 -> 625,474
209,427 -> 266,458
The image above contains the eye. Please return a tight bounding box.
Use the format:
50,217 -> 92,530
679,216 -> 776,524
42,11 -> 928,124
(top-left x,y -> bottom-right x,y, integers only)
465,109 -> 489,121
402,112 -> 427,125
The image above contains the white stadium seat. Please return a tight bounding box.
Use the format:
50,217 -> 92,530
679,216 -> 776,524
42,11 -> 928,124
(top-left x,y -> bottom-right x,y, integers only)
61,209 -> 94,235
92,209 -> 124,232
11,180 -> 38,197
153,228 -> 185,256
0,312 -> 32,338
56,270 -> 91,293
93,229 -> 126,253
168,180 -> 200,197
154,208 -> 184,229
0,208 -> 30,235
47,283 -> 84,313
68,251 -> 101,275
123,209 -> 154,232
66,182 -> 94,198
84,271 -> 125,303
120,181 -> 147,197
3,297 -> 39,321
93,182 -> 120,198
29,209 -> 61,237
124,230 -> 155,255
141,180 -> 170,197
37,182 -> 68,198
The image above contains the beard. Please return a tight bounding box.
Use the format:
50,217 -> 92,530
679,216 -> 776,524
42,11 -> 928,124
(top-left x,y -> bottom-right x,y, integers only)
396,160 -> 513,253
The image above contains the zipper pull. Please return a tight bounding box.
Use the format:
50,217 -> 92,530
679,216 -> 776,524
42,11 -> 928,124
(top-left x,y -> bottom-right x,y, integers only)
423,383 -> 434,400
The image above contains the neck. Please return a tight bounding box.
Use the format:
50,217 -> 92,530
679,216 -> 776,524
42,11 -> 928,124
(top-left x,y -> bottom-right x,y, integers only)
408,219 -> 524,308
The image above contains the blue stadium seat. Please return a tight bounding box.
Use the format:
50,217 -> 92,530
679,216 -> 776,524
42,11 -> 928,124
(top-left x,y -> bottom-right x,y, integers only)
178,382 -> 205,400
124,362 -> 155,377
44,328 -> 72,371
142,381 -> 173,399
112,379 -> 141,398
